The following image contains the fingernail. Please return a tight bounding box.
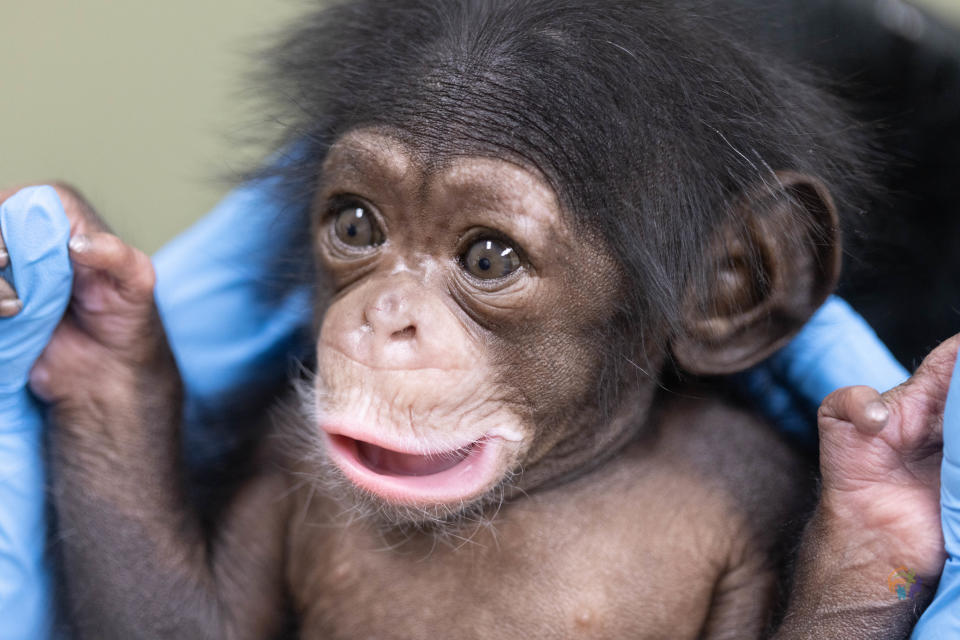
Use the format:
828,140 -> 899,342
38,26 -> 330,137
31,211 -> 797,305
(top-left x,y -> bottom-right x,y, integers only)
69,235 -> 89,252
865,401 -> 890,425
0,298 -> 23,315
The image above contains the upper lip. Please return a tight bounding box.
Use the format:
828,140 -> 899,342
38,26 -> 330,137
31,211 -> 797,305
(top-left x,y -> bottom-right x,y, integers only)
321,422 -> 484,456
319,341 -> 473,373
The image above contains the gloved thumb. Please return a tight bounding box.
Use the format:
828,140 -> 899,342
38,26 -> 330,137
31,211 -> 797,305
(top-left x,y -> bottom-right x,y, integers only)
0,186 -> 72,395
911,338 -> 960,638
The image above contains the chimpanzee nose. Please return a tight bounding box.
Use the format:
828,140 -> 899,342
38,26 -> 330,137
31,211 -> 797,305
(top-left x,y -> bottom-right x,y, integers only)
321,274 -> 474,372
365,291 -> 417,342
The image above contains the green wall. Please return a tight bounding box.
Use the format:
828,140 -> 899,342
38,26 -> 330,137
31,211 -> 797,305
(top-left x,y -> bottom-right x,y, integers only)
922,0 -> 960,25
0,1 -> 306,253
1,1 -> 956,253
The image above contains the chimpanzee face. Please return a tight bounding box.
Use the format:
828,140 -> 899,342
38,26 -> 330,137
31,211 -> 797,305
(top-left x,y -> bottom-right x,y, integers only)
309,127 -> 634,524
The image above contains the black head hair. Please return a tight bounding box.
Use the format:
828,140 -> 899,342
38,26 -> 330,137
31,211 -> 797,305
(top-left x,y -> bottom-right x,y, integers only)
254,0 -> 871,382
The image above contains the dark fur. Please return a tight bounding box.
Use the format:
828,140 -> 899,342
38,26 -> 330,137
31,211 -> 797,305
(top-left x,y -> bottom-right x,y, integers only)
233,0 -> 876,439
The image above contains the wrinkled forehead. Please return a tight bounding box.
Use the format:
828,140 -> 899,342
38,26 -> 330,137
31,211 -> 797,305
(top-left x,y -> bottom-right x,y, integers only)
319,127 -> 567,228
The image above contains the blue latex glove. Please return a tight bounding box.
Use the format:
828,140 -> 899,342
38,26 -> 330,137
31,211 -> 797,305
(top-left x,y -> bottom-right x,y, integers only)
0,187 -> 72,640
152,173 -> 313,463
738,296 -> 910,445
153,178 -> 312,407
912,347 -> 960,638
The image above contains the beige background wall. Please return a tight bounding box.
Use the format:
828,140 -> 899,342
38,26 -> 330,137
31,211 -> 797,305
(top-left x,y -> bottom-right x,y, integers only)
0,1 -> 306,253
923,0 -> 960,24
1,0 -> 957,254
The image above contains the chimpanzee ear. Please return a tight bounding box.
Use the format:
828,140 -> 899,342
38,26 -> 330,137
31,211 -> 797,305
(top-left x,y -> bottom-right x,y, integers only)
671,171 -> 841,375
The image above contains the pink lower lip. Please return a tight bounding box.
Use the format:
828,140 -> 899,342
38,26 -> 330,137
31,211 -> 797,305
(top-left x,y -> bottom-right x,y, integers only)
323,433 -> 501,505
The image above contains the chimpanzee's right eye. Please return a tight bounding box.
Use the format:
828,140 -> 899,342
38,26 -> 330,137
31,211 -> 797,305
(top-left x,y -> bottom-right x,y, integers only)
333,204 -> 384,247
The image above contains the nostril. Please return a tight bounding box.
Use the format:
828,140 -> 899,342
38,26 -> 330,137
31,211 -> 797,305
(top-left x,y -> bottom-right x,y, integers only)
391,325 -> 417,340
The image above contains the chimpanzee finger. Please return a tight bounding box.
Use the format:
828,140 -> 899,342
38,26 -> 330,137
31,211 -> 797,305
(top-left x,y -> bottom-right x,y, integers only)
818,385 -> 890,436
0,186 -> 27,269
0,278 -> 22,317
68,233 -> 155,304
0,195 -> 17,313
879,333 -> 960,446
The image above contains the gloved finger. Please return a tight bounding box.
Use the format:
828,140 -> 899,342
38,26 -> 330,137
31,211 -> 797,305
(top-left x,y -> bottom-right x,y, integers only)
0,186 -> 73,395
735,296 -> 907,444
910,338 -> 960,639
940,338 -> 960,557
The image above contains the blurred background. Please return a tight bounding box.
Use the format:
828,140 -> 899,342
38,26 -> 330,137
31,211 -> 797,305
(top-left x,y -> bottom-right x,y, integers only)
1,0 -> 308,253
1,0 -> 959,365
924,0 -> 960,23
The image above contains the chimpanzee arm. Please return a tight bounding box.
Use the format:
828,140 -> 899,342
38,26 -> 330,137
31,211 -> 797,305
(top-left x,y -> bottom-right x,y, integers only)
30,226 -> 292,639
48,369 -> 291,640
769,336 -> 960,639
700,553 -> 781,640
768,509 -> 925,640
704,503 -> 922,640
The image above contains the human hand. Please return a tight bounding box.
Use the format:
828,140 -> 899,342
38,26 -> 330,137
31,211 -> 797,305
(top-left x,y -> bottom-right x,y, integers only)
738,296 -> 909,443
152,173 -> 313,431
911,340 -> 960,637
0,186 -> 73,640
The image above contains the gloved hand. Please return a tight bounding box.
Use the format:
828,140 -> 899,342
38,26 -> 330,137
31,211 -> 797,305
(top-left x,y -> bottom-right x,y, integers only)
912,346 -> 960,638
152,172 -> 314,466
153,177 -> 313,410
0,186 -> 72,640
737,295 -> 910,444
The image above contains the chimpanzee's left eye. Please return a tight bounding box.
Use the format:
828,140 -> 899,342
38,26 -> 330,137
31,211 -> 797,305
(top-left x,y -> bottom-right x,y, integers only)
333,205 -> 384,247
462,238 -> 521,279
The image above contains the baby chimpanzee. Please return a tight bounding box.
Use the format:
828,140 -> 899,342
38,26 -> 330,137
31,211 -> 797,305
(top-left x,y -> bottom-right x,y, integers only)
22,1 -> 956,638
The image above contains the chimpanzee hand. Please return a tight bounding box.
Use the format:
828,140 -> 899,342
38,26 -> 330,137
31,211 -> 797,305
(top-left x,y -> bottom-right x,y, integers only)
0,186 -> 72,640
815,334 -> 959,593
27,213 -> 165,411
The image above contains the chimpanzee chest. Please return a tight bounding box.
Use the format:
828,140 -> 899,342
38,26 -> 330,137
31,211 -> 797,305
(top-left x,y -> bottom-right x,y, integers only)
286,450 -> 728,640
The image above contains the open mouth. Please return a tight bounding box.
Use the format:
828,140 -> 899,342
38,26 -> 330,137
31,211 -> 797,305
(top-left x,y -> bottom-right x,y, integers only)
355,439 -> 476,476
323,432 -> 501,505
